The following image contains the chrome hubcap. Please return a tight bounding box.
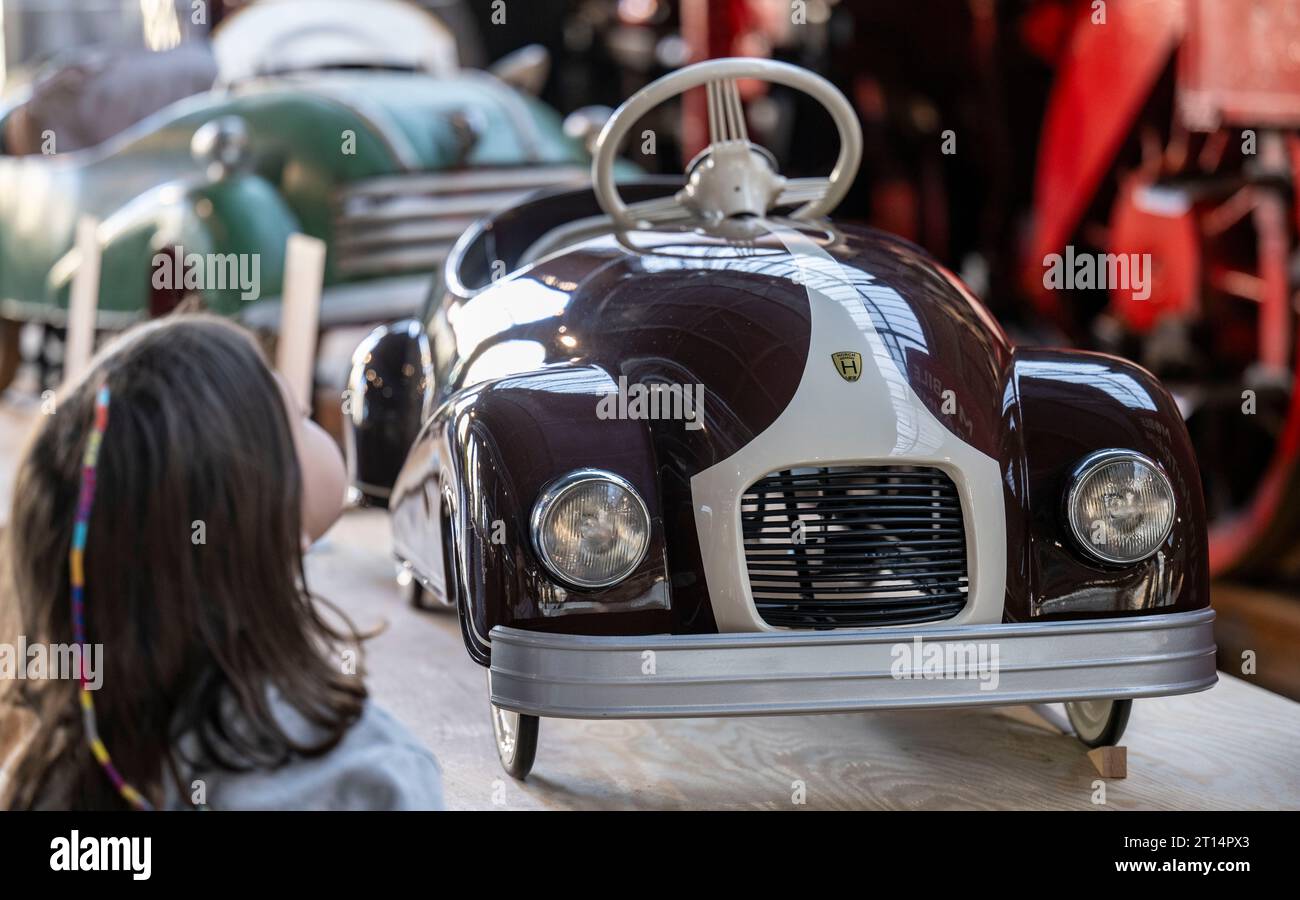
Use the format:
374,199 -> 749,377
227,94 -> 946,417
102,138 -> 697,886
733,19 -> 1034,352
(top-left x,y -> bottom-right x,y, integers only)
1067,699 -> 1114,741
492,704 -> 519,764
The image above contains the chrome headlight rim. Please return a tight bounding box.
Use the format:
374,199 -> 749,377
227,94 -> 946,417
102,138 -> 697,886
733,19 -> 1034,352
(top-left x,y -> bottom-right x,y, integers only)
530,468 -> 651,590
1066,448 -> 1175,566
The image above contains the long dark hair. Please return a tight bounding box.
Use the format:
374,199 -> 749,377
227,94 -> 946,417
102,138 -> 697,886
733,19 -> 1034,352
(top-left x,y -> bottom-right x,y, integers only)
1,315 -> 365,809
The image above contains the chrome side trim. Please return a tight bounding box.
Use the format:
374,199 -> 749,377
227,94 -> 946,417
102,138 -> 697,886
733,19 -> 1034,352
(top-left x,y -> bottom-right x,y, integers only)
337,166 -> 589,200
487,608 -> 1217,719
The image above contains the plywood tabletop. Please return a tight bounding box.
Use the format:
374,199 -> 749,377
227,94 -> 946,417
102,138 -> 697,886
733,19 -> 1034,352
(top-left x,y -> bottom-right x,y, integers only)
312,509 -> 1300,811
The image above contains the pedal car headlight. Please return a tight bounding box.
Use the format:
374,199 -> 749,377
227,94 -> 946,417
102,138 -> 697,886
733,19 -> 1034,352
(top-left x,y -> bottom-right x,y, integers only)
531,469 -> 650,589
1066,450 -> 1175,564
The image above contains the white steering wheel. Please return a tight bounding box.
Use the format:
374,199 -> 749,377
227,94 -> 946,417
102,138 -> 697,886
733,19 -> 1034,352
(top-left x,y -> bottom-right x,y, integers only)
592,57 -> 863,230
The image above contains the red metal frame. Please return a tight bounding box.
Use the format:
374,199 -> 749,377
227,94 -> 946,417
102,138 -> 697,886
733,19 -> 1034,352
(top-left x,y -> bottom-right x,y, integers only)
1178,0 -> 1300,130
1028,0 -> 1185,294
1030,0 -> 1300,577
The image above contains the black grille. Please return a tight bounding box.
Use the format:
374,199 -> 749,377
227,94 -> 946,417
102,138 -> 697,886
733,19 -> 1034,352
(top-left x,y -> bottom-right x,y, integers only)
741,465 -> 970,629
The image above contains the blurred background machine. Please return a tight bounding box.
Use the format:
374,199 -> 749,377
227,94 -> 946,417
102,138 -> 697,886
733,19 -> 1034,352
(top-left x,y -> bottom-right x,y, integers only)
0,0 -> 589,400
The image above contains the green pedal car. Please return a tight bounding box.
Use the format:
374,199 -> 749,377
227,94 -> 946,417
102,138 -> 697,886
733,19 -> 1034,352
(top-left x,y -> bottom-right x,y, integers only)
0,0 -> 591,390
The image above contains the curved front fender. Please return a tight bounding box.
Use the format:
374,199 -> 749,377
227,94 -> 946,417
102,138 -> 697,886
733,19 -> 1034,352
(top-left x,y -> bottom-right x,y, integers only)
391,364 -> 672,665
344,318 -> 433,506
157,174 -> 296,315
45,173 -> 299,321
1003,347 -> 1209,621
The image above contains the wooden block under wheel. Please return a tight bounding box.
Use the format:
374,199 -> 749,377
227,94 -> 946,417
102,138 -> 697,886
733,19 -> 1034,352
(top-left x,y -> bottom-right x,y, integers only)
1088,745 -> 1127,779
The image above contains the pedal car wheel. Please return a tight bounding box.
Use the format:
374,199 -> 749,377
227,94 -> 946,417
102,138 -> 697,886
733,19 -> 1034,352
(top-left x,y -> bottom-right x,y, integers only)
408,580 -> 431,611
490,701 -> 539,780
1065,699 -> 1132,748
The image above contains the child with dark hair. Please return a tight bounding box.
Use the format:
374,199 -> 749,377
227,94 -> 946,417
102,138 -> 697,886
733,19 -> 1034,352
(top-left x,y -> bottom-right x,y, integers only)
0,315 -> 442,810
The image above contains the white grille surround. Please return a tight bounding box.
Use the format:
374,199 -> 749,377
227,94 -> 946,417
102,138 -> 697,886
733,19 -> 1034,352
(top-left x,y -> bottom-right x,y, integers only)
690,222 -> 1007,633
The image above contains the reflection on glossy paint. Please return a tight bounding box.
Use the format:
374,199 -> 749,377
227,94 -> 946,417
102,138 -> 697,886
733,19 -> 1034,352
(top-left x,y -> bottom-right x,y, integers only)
537,580 -> 671,618
1017,360 -> 1158,412
461,339 -> 547,388
448,276 -> 570,359
632,223 -> 948,457
1036,551 -> 1178,614
494,364 -> 613,395
539,273 -> 579,291
768,223 -> 947,457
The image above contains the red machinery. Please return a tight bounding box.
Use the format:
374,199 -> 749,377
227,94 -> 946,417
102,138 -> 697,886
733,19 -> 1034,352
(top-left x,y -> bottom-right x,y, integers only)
677,0 -> 1300,578
1029,0 -> 1300,578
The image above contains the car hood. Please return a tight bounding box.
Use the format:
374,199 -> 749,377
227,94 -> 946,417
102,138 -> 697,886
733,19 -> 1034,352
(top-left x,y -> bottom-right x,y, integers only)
448,219 -> 1014,470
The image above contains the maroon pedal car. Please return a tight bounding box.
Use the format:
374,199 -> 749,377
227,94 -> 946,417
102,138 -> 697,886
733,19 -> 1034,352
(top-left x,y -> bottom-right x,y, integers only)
344,58 -> 1217,779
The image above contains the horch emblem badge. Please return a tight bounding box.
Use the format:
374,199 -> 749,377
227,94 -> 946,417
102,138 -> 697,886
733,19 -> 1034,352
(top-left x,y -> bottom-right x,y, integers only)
831,351 -> 863,382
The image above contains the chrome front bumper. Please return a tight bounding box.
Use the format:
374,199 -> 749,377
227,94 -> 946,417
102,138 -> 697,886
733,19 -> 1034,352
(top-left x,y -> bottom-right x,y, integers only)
488,608 -> 1217,719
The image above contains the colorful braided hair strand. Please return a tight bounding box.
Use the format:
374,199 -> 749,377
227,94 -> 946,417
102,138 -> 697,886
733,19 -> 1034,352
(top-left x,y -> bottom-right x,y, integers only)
71,384 -> 153,810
